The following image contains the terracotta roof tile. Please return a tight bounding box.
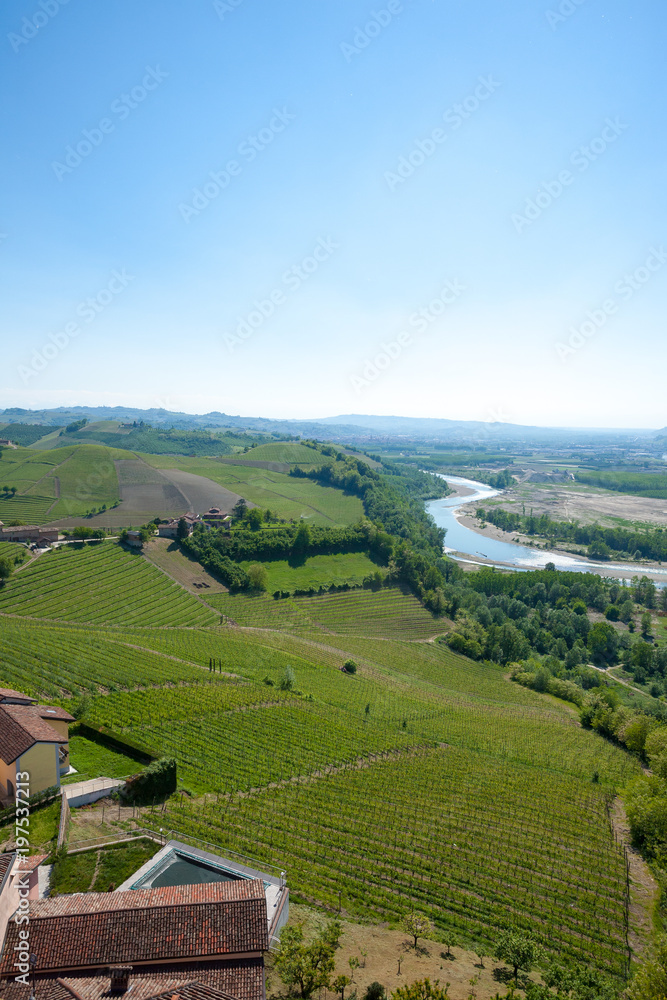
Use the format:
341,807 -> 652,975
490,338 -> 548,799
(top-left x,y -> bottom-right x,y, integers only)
37,705 -> 75,722
0,881 -> 268,975
0,959 -> 264,1000
0,689 -> 36,703
0,704 -> 65,763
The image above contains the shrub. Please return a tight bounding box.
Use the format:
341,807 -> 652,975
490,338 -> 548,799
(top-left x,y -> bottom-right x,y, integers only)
122,757 -> 177,804
343,659 -> 357,674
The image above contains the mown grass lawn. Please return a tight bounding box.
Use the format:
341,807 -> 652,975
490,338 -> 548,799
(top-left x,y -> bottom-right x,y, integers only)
50,838 -> 159,894
65,735 -> 143,783
240,552 -> 384,592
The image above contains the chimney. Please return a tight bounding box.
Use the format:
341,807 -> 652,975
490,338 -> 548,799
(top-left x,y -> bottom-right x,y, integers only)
109,966 -> 133,993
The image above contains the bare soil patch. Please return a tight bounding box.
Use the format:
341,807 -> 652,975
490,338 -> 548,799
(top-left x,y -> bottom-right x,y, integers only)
484,481 -> 667,528
269,905 -> 536,1000
143,537 -> 228,594
159,469 -> 247,514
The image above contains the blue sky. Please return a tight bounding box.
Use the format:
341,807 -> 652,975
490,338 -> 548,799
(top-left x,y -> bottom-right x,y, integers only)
1,0 -> 665,428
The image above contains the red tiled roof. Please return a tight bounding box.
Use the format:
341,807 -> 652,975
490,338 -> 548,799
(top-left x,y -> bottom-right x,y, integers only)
0,881 -> 268,975
37,705 -> 75,722
0,853 -> 14,884
0,688 -> 36,703
0,959 -> 264,1000
0,704 -> 65,764
15,853 -> 47,872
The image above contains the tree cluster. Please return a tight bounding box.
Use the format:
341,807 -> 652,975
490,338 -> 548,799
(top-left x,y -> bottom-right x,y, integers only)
478,505 -> 667,562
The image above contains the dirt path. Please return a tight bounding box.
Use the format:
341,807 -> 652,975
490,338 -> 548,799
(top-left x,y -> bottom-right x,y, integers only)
610,797 -> 659,962
87,849 -> 102,891
590,663 -> 648,698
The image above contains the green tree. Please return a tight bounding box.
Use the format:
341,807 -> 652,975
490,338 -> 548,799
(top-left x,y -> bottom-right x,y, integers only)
333,975 -> 352,1000
391,979 -> 450,1000
494,929 -> 543,984
279,666 -> 296,691
641,611 -> 653,638
232,498 -> 248,520
587,622 -> 619,665
247,563 -> 268,591
343,659 -> 357,674
274,920 -> 341,998
247,508 -> 264,530
402,910 -> 432,950
362,983 -> 386,1000
0,557 -> 13,585
292,522 -> 312,555
176,517 -> 189,541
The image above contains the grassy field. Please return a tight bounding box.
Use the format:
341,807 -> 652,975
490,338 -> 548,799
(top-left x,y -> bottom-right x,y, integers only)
144,454 -> 364,525
230,443 -> 322,464
66,734 -> 145,782
238,552 -> 384,592
0,798 -> 60,855
0,541 -> 216,627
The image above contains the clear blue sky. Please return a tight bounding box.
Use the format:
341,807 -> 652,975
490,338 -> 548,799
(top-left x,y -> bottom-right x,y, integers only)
1,0 -> 665,428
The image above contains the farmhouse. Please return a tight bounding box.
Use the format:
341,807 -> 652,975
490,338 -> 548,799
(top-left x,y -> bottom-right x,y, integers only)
126,530 -> 144,549
0,525 -> 59,544
203,508 -> 232,528
0,688 -> 74,803
0,440 -> 16,449
157,514 -> 201,539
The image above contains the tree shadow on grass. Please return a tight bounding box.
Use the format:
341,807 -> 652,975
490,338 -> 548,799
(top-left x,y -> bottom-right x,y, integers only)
492,966 -> 531,990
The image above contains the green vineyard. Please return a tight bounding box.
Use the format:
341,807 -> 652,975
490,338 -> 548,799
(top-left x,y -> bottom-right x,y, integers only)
0,542 -> 643,981
0,542 -> 216,626
150,746 -> 630,976
210,586 -> 445,638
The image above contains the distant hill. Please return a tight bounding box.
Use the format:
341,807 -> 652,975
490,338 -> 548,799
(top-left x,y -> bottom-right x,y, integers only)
0,406 -> 662,448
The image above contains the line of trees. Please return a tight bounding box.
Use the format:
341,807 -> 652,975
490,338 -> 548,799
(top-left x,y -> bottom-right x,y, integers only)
477,505 -> 667,562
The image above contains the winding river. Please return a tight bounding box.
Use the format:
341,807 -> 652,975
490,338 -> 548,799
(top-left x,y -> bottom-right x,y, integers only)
426,473 -> 667,583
